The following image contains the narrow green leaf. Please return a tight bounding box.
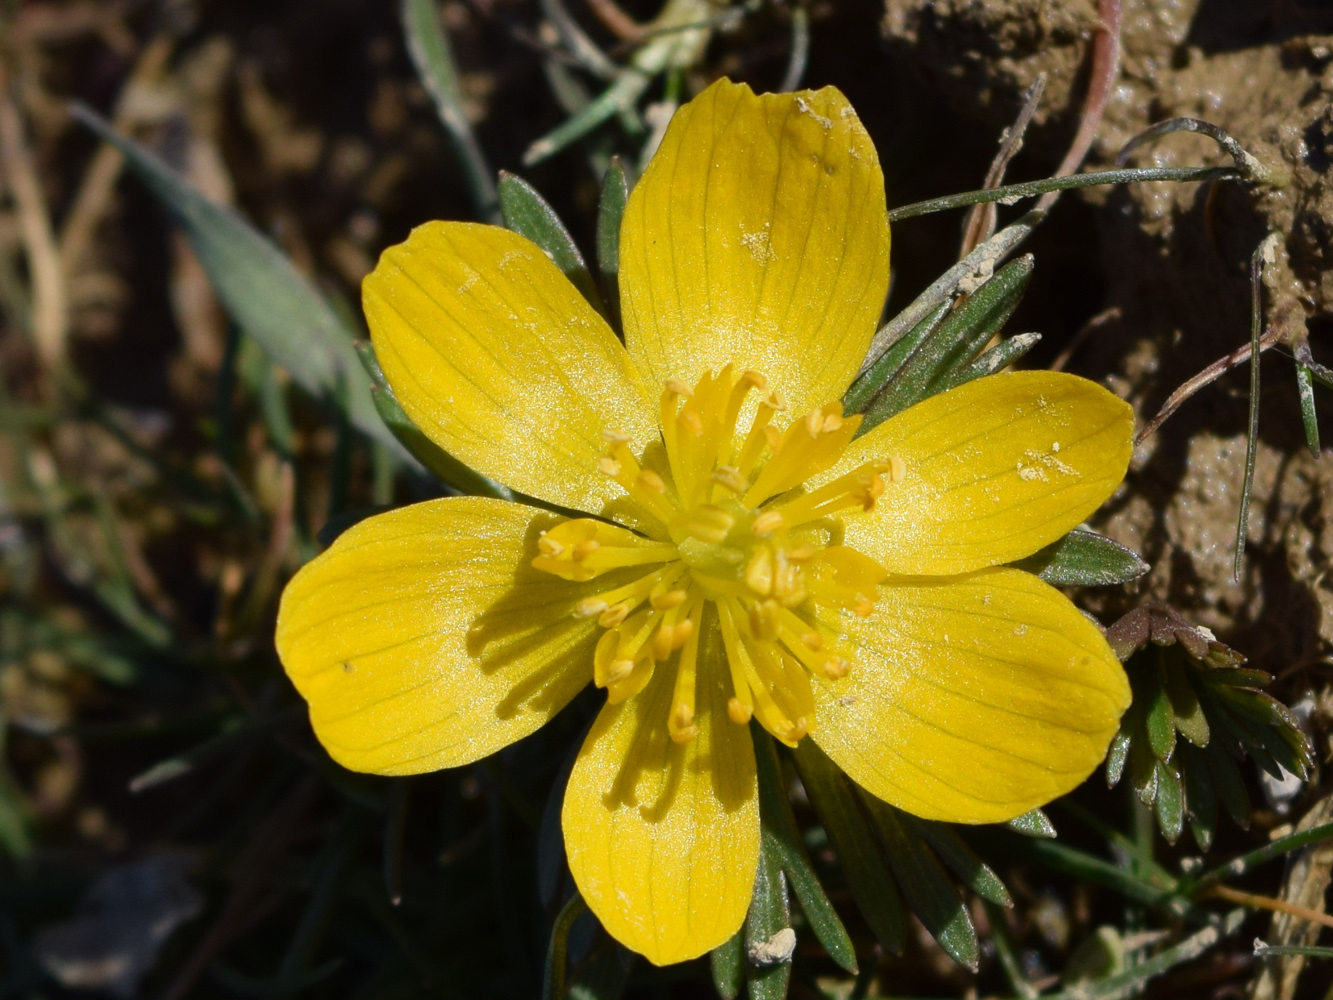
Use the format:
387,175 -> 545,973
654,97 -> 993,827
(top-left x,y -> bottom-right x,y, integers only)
1154,762 -> 1184,844
752,730 -> 856,973
1038,910 -> 1246,1000
1106,730 -> 1131,788
354,341 -> 510,499
997,833 -> 1171,907
843,301 -> 950,416
1205,746 -> 1251,829
860,256 -> 1032,432
596,158 -> 630,333
1191,821 -> 1333,892
932,331 -> 1042,394
710,931 -> 744,1000
1005,808 -> 1056,838
401,0 -> 499,221
499,172 -> 606,317
1297,362 -> 1321,456
911,819 -> 1011,906
1130,736 -> 1159,806
1164,661 -> 1210,748
1255,942 -> 1333,958
70,104 -> 397,454
1180,743 -> 1216,851
860,794 -> 978,969
1011,529 -> 1149,587
1145,671 -> 1177,763
792,741 -> 904,954
744,837 -> 792,1000
0,766 -> 31,859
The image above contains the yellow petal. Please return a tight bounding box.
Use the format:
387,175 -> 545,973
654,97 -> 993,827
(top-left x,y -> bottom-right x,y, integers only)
839,371 -> 1133,575
563,615 -> 759,965
364,222 -> 656,513
276,497 -> 603,774
619,79 -> 890,416
811,568 -> 1130,823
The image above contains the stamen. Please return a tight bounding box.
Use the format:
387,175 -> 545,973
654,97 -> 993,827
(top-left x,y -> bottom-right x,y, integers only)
711,466 -> 748,495
651,589 -> 689,610
750,510 -> 785,536
668,597 -> 703,743
531,519 -> 677,581
681,504 -> 735,544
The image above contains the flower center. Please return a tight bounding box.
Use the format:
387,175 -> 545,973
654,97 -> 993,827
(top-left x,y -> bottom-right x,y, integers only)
531,367 -> 903,746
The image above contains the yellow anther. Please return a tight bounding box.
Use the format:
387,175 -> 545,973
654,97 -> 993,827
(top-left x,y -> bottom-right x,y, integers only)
744,549 -> 774,596
607,659 -> 635,684
887,455 -> 906,483
741,370 -> 767,390
711,466 -> 748,494
767,389 -> 788,412
788,544 -> 816,562
598,602 -> 631,627
854,598 -> 875,618
727,698 -> 753,724
651,589 -> 689,610
537,533 -> 563,556
637,469 -> 666,494
823,656 -> 851,680
572,540 -> 600,561
751,510 -> 785,535
665,378 -> 693,397
763,424 -> 783,450
800,630 -> 823,651
672,617 -> 695,648
575,598 -> 608,620
787,717 -> 810,741
680,410 -> 704,436
598,456 -> 622,477
822,413 -> 844,433
603,428 -> 632,444
653,624 -> 675,660
806,407 -> 825,436
670,702 -> 696,739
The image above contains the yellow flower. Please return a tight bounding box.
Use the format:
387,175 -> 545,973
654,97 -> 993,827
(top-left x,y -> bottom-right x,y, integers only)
276,80 -> 1133,966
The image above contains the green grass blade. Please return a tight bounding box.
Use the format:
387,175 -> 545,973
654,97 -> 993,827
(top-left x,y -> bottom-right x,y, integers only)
710,931 -> 744,1000
792,741 -> 905,954
1296,362 -> 1320,456
843,301 -> 949,415
401,0 -> 499,222
596,158 -> 630,333
541,893 -> 588,1000
932,331 -> 1042,394
744,836 -> 792,1000
70,104 -> 399,456
752,729 -> 857,973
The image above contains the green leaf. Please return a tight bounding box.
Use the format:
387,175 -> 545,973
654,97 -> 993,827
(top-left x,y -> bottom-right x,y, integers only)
843,301 -> 950,415
596,158 -> 630,333
1164,661 -> 1210,748
1005,808 -> 1056,838
1011,529 -> 1149,587
1106,731 -> 1131,788
1154,761 -> 1184,844
752,730 -> 856,973
1205,745 -> 1251,828
792,741 -> 904,954
744,837 -> 792,1000
70,104 -> 398,456
499,172 -> 606,316
1297,362 -> 1320,456
932,331 -> 1042,394
1144,670 -> 1177,763
859,255 -> 1032,433
860,794 -> 978,970
1180,742 -> 1216,851
710,931 -> 744,1000
912,819 -> 1011,906
354,342 -> 509,499
1129,735 -> 1158,806
542,893 -> 588,1000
